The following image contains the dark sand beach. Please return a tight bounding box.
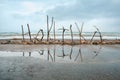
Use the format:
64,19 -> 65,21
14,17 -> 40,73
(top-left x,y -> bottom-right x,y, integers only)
0,44 -> 120,80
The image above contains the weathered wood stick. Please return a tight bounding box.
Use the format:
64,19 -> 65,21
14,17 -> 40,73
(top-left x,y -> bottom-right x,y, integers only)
53,21 -> 56,41
47,15 -> 49,41
70,24 -> 73,43
49,17 -> 54,32
75,22 -> 82,44
35,29 -> 41,39
90,31 -> 97,43
62,27 -> 65,43
21,25 -> 25,41
94,26 -> 103,44
62,27 -> 69,43
80,22 -> 84,44
27,24 -> 32,42
40,29 -> 44,41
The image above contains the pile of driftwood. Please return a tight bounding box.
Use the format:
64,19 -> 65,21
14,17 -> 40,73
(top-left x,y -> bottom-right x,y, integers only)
19,15 -> 120,45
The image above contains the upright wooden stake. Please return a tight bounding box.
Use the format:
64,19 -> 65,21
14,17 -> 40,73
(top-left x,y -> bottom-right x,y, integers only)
53,21 -> 56,41
40,29 -> 44,41
75,22 -> 86,44
21,25 -> 25,41
27,24 -> 32,42
75,22 -> 81,44
62,27 -> 65,43
47,15 -> 49,41
70,24 -> 73,43
47,15 -> 54,42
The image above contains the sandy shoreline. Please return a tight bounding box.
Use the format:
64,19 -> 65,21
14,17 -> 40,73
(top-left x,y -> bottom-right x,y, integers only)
0,44 -> 120,80
0,38 -> 120,45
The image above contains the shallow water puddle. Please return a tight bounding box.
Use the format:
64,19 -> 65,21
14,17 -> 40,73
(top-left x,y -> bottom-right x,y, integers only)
0,45 -> 120,64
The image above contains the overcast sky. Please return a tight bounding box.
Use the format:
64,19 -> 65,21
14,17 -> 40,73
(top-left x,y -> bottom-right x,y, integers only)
0,0 -> 120,33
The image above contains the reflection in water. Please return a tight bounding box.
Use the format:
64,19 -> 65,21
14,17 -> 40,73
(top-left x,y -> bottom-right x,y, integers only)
53,45 -> 56,62
58,45 -> 69,58
47,47 -> 53,62
1,45 -> 103,63
29,52 -> 31,56
92,45 -> 102,59
74,48 -> 83,62
22,52 -> 32,57
23,52 -> 25,56
69,46 -> 73,60
38,50 -> 44,55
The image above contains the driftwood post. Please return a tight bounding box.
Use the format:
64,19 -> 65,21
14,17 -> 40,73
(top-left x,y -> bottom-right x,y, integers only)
21,25 -> 25,41
58,27 -> 69,44
35,29 -> 44,42
75,22 -> 86,44
53,21 -> 56,41
94,26 -> 103,44
62,27 -> 66,43
90,31 -> 97,43
27,24 -> 32,42
70,24 -> 73,43
35,29 -> 41,39
75,22 -> 81,43
47,15 -> 49,41
47,15 -> 54,42
40,29 -> 44,41
80,22 -> 84,44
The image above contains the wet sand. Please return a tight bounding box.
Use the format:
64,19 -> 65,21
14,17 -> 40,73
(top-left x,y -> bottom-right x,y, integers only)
0,44 -> 120,80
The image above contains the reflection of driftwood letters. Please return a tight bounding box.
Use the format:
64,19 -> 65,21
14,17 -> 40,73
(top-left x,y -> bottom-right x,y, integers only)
58,46 -> 68,58
69,46 -> 73,60
38,50 -> 44,55
92,45 -> 102,59
29,52 -> 31,56
53,45 -> 56,62
23,52 -> 25,56
74,48 -> 83,62
47,48 -> 53,61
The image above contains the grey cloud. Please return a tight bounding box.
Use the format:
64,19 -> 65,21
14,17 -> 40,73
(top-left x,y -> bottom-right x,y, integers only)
47,0 -> 120,20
